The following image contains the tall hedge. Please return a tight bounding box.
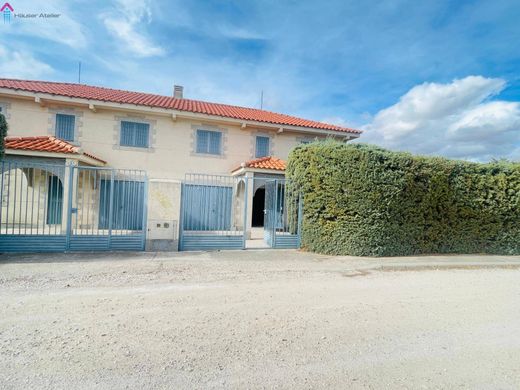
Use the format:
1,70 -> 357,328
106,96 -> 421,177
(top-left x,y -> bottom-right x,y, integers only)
0,113 -> 7,160
287,141 -> 520,256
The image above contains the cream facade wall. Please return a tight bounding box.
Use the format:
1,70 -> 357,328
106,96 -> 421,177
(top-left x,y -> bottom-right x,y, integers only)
1,94 -> 346,250
0,96 -> 327,181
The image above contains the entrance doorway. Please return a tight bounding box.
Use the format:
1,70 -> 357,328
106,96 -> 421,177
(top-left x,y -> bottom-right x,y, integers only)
46,175 -> 63,225
252,187 -> 265,227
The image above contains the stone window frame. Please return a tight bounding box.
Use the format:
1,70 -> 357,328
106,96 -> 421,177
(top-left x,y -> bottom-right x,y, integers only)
0,101 -> 12,120
113,115 -> 157,153
190,123 -> 228,159
250,130 -> 275,159
47,107 -> 83,145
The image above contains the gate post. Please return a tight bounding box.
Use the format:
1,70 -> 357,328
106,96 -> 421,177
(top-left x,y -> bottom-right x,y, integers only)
242,177 -> 249,249
141,174 -> 149,251
107,169 -> 115,249
64,162 -> 75,250
178,183 -> 185,251
272,179 -> 278,248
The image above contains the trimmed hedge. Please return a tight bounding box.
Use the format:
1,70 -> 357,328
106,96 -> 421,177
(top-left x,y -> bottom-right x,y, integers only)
0,113 -> 7,160
287,141 -> 520,256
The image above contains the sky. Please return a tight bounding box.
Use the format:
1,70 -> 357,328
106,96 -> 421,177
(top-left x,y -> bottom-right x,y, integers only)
0,0 -> 519,161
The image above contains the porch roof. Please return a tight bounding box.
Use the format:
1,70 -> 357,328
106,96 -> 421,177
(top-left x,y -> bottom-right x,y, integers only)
232,156 -> 286,174
4,136 -> 106,165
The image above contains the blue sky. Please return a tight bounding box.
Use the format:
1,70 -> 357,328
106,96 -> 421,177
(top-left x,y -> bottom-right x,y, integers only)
1,0 -> 520,160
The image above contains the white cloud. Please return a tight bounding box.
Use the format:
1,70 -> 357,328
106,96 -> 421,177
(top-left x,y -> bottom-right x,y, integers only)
102,0 -> 164,57
0,44 -> 53,79
217,25 -> 265,40
361,76 -> 520,161
320,116 -> 351,128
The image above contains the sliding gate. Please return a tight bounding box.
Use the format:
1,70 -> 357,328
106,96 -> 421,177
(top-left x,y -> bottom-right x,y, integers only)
264,179 -> 303,249
68,166 -> 147,251
179,174 -> 248,251
0,161 -> 147,252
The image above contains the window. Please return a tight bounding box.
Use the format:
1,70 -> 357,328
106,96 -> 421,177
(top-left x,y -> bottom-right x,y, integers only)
196,130 -> 222,155
300,139 -> 312,144
55,114 -> 75,141
255,136 -> 270,158
120,121 -> 150,148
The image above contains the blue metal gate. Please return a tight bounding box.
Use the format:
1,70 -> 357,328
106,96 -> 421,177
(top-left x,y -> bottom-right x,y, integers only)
263,179 -> 302,249
179,174 -> 248,251
0,161 -> 147,253
182,184 -> 233,231
68,166 -> 147,251
98,179 -> 145,230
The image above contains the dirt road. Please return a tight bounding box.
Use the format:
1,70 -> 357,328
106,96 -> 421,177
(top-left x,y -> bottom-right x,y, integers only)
1,250 -> 520,389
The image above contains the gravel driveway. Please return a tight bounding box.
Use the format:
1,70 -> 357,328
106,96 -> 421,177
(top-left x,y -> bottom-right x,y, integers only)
1,250 -> 520,389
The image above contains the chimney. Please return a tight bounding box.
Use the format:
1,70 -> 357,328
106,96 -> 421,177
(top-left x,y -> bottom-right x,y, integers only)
173,85 -> 184,99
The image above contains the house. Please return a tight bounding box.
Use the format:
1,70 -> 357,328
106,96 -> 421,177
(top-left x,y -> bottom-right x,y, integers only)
0,78 -> 361,252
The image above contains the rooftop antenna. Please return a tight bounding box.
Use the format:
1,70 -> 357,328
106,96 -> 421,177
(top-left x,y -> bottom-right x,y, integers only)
260,90 -> 264,110
78,61 -> 82,84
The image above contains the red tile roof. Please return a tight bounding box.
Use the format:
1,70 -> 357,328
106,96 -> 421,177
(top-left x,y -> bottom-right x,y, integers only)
0,78 -> 361,134
5,136 -> 106,164
233,156 -> 286,172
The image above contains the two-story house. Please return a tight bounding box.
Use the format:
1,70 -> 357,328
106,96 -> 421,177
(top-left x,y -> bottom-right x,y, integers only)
0,78 -> 361,252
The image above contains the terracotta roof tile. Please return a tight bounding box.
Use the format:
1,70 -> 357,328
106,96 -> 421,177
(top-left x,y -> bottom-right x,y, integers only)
233,156 -> 286,172
0,78 -> 361,134
5,136 -> 106,163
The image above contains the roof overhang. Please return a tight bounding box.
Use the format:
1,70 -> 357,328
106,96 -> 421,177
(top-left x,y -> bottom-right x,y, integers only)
0,88 -> 361,139
5,149 -> 106,166
231,166 -> 286,176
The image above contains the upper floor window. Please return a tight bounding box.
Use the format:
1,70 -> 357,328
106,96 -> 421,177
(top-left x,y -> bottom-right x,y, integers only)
55,113 -> 75,142
120,121 -> 150,148
255,136 -> 270,158
196,129 -> 222,155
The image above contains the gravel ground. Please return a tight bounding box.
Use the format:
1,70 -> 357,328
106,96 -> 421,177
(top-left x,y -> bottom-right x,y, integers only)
1,250 -> 520,389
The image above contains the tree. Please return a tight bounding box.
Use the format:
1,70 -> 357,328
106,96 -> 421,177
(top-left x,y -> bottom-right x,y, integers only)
0,113 -> 7,160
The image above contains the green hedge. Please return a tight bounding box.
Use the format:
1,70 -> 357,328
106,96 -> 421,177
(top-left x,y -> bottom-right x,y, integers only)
286,141 -> 520,256
0,113 -> 7,160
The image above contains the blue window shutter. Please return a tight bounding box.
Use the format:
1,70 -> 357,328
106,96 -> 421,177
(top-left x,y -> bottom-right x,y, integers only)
120,121 -> 149,148
135,123 -> 149,147
196,130 -> 221,155
120,121 -> 133,146
196,130 -> 209,153
209,132 -> 222,154
55,114 -> 75,141
255,136 -> 270,158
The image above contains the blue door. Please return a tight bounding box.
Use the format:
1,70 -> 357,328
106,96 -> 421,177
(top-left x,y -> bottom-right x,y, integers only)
99,179 -> 144,230
46,176 -> 63,225
183,184 -> 232,231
